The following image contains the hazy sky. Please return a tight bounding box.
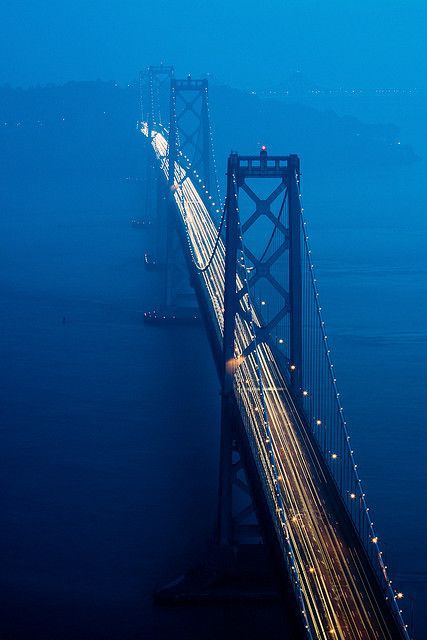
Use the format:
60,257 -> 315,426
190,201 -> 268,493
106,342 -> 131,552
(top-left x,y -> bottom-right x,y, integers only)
2,0 -> 426,89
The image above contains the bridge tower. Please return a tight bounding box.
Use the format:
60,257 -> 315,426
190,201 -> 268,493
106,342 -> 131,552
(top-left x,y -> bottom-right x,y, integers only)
139,65 -> 175,268
168,76 -> 213,201
218,148 -> 303,545
145,76 -> 218,322
145,75 -> 217,322
145,64 -> 174,134
223,148 -> 303,392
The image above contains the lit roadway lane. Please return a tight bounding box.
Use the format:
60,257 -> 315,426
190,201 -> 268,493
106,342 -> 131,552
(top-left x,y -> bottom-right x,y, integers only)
147,129 -> 401,640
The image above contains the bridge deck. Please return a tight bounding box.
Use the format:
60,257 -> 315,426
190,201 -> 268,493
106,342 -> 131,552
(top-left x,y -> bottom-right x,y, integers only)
146,128 -> 406,640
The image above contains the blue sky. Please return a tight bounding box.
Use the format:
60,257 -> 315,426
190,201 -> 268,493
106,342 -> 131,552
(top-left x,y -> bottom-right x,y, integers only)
1,0 -> 426,88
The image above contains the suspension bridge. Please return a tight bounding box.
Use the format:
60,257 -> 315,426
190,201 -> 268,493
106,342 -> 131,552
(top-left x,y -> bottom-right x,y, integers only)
137,65 -> 411,640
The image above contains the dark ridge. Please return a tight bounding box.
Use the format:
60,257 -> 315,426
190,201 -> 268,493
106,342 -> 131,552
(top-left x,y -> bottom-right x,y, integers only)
0,80 -> 418,182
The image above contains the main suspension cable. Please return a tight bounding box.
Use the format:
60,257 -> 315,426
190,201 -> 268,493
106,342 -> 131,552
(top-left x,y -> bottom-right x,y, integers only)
259,188 -> 287,263
183,187 -> 227,272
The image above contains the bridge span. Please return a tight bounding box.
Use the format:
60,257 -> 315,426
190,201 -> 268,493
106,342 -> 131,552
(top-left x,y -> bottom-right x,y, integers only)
138,68 -> 411,640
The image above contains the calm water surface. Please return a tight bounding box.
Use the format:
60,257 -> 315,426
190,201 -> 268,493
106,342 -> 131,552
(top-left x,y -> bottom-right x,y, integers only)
0,115 -> 426,637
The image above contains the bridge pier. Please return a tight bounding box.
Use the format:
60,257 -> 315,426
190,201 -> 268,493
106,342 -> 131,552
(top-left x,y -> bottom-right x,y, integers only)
142,217 -> 200,325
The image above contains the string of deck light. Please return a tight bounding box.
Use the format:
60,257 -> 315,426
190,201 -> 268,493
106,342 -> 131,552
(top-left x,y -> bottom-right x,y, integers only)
181,151 -> 222,212
161,131 -> 223,275
148,70 -> 157,134
204,84 -> 224,211
147,128 -> 224,284
177,141 -> 221,207
138,71 -> 144,124
175,160 -> 227,273
157,135 -> 228,331
151,118 -> 224,219
180,124 -> 204,193
232,172 -> 314,639
297,176 -> 410,638
155,74 -> 162,127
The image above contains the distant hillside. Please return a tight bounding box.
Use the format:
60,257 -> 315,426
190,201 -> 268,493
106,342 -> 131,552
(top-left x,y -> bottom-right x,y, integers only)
0,81 -> 141,179
209,84 -> 417,174
0,80 -> 417,181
